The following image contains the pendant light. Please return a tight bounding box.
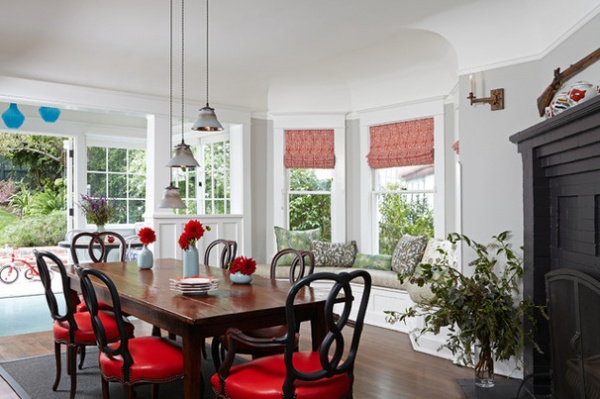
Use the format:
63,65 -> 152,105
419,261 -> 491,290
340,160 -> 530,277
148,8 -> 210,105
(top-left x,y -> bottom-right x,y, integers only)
159,0 -> 189,209
191,0 -> 223,131
167,0 -> 200,168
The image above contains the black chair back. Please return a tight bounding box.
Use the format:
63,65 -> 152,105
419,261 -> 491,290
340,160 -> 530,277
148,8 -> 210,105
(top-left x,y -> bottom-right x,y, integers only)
270,248 -> 315,284
34,250 -> 79,341
76,267 -> 134,377
204,239 -> 237,269
70,231 -> 127,264
283,269 -> 371,396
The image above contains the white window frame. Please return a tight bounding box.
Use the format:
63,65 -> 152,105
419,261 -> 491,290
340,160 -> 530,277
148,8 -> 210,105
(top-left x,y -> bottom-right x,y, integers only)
359,100 -> 445,254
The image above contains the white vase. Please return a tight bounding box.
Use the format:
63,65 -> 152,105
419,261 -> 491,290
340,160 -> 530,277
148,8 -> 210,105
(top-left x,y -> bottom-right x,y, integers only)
137,245 -> 153,269
230,271 -> 252,284
183,246 -> 199,277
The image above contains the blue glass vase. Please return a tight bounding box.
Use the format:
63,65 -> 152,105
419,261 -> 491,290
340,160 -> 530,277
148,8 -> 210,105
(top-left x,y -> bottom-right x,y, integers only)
183,246 -> 199,277
137,245 -> 153,269
2,103 -> 25,129
38,106 -> 61,123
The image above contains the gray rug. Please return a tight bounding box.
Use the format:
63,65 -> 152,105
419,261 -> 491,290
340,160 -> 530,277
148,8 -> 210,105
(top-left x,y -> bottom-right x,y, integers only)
0,346 -> 241,399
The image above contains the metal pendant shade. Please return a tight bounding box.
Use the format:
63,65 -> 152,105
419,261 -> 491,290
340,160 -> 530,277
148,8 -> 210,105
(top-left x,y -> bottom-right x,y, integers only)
158,183 -> 187,209
192,104 -> 223,131
166,141 -> 200,168
192,0 -> 223,132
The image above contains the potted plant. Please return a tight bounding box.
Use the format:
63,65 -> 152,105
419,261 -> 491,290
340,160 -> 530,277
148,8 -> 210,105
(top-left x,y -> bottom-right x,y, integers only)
77,194 -> 118,231
385,231 -> 545,388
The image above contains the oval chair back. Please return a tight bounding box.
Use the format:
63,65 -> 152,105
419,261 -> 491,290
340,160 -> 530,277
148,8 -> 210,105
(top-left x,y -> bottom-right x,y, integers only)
70,231 -> 127,264
204,239 -> 237,269
270,248 -> 315,284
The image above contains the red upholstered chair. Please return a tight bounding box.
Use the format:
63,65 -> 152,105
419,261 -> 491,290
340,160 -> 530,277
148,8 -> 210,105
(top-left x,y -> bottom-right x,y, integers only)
34,250 -> 135,399
211,248 -> 313,369
204,239 -> 238,269
77,266 -> 185,399
211,269 -> 371,399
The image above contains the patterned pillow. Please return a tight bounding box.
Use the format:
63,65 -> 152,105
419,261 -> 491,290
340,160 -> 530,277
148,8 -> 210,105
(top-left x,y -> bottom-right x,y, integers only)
311,240 -> 357,267
274,226 -> 321,265
391,235 -> 428,275
421,238 -> 458,268
352,253 -> 392,271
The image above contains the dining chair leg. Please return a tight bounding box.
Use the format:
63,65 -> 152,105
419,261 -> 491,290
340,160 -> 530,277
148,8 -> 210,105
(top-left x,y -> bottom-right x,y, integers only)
101,378 -> 110,399
68,346 -> 78,399
52,342 -> 61,391
125,385 -> 135,399
78,346 -> 86,369
211,337 -> 222,370
150,383 -> 159,399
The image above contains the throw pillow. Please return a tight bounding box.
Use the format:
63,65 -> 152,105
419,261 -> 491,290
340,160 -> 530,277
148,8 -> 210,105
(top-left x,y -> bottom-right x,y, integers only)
391,234 -> 428,275
311,240 -> 357,267
274,226 -> 321,265
352,253 -> 392,271
421,238 -> 458,268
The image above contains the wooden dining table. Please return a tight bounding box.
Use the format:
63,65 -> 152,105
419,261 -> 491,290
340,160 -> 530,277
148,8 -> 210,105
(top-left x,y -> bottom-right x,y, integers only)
63,258 -> 332,399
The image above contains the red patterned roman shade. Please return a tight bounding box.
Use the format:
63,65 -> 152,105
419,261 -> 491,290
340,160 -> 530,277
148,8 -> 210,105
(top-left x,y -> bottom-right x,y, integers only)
367,118 -> 434,169
284,129 -> 335,169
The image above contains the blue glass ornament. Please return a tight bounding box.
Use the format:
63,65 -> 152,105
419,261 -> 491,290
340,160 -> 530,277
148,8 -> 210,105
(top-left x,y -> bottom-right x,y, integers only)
2,103 -> 25,129
39,107 -> 61,123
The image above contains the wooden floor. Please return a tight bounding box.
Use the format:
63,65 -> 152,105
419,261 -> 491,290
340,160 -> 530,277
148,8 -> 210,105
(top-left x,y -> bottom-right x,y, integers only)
0,320 -> 474,398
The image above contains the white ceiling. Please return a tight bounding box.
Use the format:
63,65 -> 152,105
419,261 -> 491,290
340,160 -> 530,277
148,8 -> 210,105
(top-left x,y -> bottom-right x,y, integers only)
1,0 -> 598,115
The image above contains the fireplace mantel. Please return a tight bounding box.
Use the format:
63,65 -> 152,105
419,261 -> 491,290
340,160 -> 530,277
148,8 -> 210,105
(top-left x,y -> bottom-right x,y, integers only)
510,95 -> 600,396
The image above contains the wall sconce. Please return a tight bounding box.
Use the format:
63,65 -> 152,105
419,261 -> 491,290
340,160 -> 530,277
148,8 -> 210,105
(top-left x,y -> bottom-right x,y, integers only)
467,74 -> 505,111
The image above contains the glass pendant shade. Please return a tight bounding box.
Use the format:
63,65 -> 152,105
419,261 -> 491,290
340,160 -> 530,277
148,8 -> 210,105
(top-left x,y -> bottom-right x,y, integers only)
166,142 -> 200,168
191,104 -> 224,131
2,103 -> 25,129
158,183 -> 187,209
38,106 -> 61,123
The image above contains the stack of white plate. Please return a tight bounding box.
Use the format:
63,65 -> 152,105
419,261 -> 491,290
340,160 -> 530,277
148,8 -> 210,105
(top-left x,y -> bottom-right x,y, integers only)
170,276 -> 218,295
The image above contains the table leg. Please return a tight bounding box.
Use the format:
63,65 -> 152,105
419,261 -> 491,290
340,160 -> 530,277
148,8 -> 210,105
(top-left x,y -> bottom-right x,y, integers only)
310,302 -> 327,351
182,329 -> 203,398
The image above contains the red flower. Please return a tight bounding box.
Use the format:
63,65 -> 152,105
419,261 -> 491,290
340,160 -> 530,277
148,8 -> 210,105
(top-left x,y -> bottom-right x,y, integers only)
229,256 -> 256,275
178,220 -> 207,250
138,227 -> 156,246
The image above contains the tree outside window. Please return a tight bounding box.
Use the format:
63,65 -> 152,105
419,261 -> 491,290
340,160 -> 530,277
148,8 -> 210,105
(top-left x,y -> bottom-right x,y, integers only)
288,168 -> 332,240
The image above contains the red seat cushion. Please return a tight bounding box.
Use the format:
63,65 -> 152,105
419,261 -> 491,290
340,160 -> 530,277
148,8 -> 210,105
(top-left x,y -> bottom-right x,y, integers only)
77,294 -> 112,313
53,311 -> 133,344
100,336 -> 184,383
210,352 -> 351,399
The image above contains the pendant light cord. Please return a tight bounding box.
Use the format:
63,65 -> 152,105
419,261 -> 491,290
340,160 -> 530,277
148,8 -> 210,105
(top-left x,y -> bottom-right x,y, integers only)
181,0 -> 185,145
206,0 -> 209,106
169,0 -> 174,150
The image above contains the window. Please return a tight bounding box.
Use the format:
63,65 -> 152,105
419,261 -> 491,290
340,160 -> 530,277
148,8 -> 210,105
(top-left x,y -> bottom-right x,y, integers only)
174,133 -> 231,215
368,118 -> 434,254
284,129 -> 335,240
86,146 -> 146,224
288,168 -> 333,240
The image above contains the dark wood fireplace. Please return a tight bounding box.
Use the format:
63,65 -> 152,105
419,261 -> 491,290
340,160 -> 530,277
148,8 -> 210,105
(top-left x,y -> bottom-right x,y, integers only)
510,95 -> 600,396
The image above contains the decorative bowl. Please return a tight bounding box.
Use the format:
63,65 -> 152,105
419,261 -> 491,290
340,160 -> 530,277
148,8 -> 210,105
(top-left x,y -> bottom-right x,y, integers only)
230,271 -> 252,284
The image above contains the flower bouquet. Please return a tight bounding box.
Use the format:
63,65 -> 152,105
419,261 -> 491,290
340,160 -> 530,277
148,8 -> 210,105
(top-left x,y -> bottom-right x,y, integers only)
78,194 -> 118,228
229,256 -> 256,284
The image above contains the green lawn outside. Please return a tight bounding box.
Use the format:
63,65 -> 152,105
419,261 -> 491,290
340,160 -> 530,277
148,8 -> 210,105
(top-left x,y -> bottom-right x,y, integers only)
0,208 -> 16,232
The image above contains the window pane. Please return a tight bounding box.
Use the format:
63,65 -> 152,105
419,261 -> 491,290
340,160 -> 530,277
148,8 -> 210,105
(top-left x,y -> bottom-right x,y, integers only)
113,200 -> 127,223
377,192 -> 434,255
108,174 -> 127,198
128,174 -> 145,198
289,193 -> 331,240
205,200 -> 213,214
128,200 -> 145,223
128,149 -> 146,174
87,173 -> 106,195
289,169 -> 332,192
108,148 -> 127,172
376,165 -> 434,191
87,147 -> 106,171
